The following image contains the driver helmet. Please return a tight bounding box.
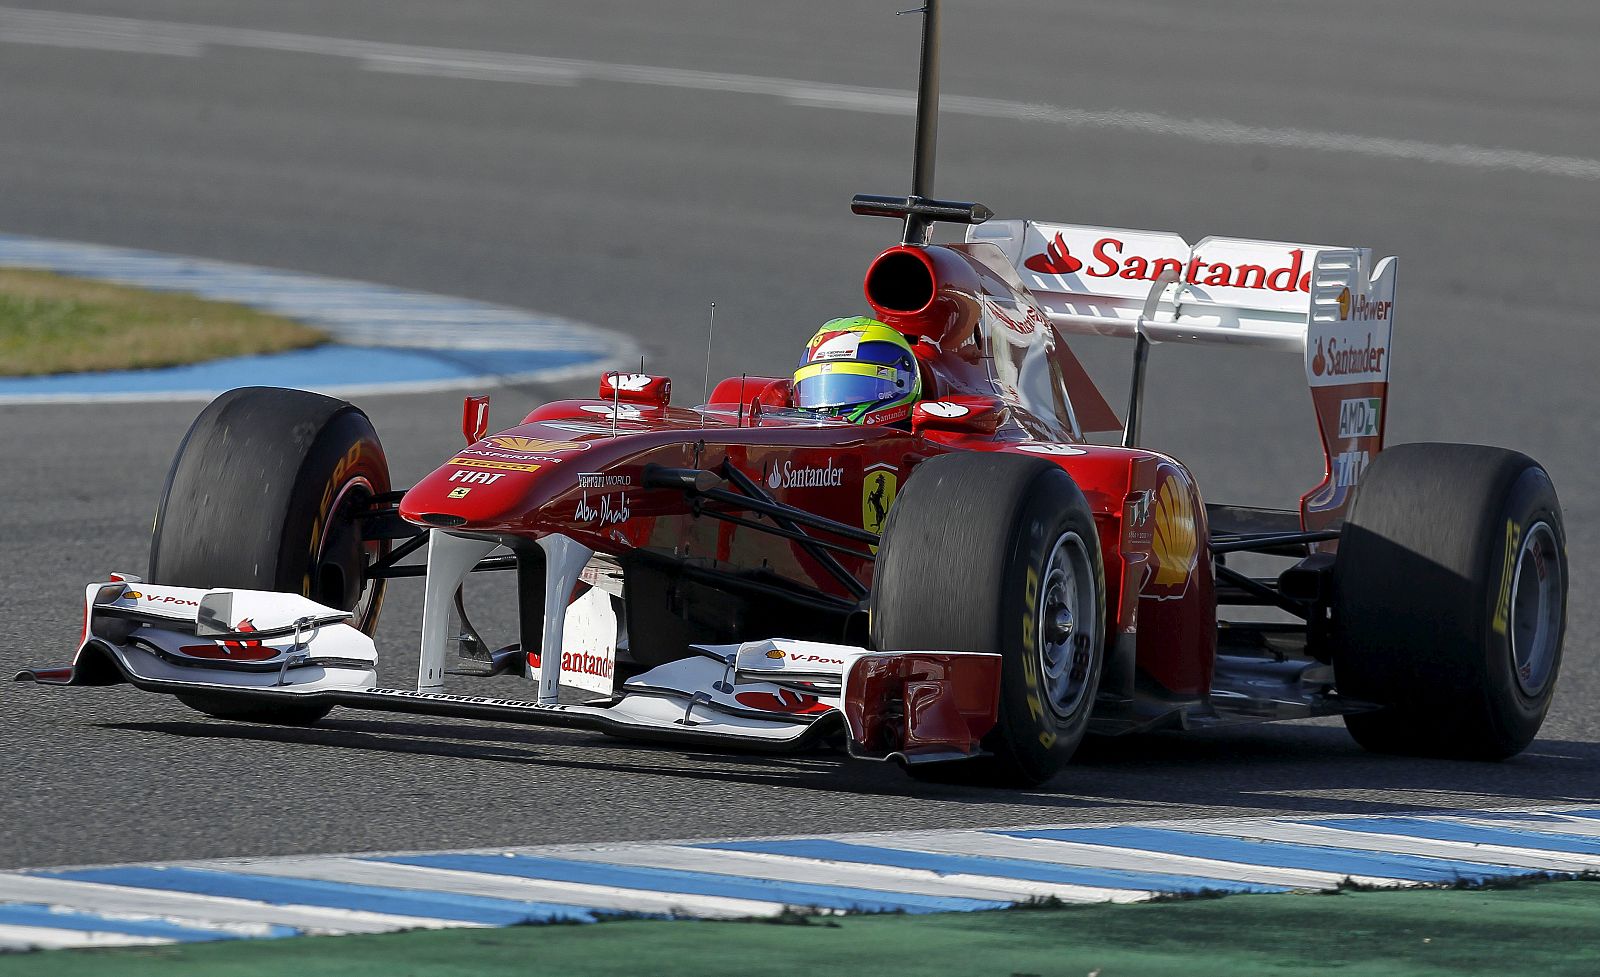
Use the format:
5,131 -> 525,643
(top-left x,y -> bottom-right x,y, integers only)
793,317 -> 922,424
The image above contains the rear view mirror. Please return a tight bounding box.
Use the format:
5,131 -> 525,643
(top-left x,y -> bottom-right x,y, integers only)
911,396 -> 1005,435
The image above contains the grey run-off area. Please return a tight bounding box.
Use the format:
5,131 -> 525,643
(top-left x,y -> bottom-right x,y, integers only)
1,0 -> 1598,868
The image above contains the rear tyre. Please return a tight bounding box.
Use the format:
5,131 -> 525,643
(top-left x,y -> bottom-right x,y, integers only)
1332,443 -> 1566,759
871,452 -> 1105,787
150,386 -> 391,725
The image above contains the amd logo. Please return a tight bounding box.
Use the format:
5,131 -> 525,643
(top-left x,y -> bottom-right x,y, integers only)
1337,398 -> 1382,439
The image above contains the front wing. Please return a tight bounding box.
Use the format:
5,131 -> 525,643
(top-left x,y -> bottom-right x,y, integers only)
19,583 -> 1004,766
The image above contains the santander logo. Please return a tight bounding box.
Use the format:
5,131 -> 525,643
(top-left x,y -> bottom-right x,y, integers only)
767,458 -> 844,490
734,689 -> 831,715
1311,335 -> 1386,379
1023,233 -> 1084,274
180,619 -> 275,661
1024,232 -> 1314,293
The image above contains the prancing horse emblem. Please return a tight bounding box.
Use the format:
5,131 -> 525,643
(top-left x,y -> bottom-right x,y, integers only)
862,467 -> 899,551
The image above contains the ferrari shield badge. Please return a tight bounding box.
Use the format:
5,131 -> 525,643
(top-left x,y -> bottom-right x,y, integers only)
863,465 -> 898,549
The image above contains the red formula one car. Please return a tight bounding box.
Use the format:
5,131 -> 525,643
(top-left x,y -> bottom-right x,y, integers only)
22,2 -> 1568,786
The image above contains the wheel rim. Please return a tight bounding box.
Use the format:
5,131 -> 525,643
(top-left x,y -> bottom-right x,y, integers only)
1037,530 -> 1099,720
1508,520 -> 1562,697
315,475 -> 385,630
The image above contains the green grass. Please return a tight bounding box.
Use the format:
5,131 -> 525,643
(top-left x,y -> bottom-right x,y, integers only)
11,879 -> 1600,977
0,268 -> 326,375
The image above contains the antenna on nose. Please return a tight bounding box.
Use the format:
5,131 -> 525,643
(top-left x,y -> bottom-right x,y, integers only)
906,1 -> 940,204
700,301 -> 717,410
852,0 -> 991,245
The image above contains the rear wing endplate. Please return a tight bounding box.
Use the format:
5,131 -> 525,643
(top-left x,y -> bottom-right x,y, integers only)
970,219 -> 1397,533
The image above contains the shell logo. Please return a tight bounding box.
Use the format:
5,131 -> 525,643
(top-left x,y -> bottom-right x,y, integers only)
487,436 -> 586,453
1150,474 -> 1198,587
1336,286 -> 1352,321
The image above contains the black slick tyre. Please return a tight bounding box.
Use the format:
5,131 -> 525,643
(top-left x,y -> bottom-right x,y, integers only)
1332,442 -> 1566,759
149,386 -> 391,725
870,452 -> 1106,787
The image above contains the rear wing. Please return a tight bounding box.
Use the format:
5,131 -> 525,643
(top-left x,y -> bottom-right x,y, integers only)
969,219 -> 1398,532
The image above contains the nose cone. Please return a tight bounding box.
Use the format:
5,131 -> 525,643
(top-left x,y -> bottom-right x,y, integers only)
400,432 -> 591,530
401,452 -> 545,528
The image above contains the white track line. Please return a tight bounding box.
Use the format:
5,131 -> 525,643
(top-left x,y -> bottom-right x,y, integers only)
0,923 -> 172,951
1,6 -> 1596,182
193,857 -> 786,920
0,233 -> 635,404
1178,820 -> 1600,873
554,844 -> 1146,904
0,874 -> 447,936
848,830 -> 1397,890
10,807 -> 1599,950
0,236 -> 622,353
0,360 -> 611,406
1446,814 -> 1600,838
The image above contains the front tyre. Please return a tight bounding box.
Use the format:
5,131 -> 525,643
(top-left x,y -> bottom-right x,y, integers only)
870,452 -> 1106,787
1332,442 -> 1567,759
149,386 -> 391,725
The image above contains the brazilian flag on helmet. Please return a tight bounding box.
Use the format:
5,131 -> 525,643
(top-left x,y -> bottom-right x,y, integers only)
793,317 -> 922,424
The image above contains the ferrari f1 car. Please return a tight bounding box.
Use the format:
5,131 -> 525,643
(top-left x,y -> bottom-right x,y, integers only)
21,1 -> 1567,786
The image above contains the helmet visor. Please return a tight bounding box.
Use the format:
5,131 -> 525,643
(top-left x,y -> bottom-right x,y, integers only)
793,362 -> 907,411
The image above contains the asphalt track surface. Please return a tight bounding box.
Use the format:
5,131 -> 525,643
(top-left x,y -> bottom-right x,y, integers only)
2,0 -> 1599,870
